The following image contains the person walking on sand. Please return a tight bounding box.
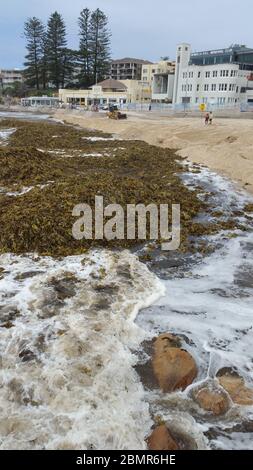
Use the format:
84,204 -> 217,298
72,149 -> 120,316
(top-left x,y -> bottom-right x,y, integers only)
205,112 -> 210,125
209,111 -> 213,125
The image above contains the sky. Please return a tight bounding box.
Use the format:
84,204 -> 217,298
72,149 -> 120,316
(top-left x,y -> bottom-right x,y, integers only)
0,0 -> 253,69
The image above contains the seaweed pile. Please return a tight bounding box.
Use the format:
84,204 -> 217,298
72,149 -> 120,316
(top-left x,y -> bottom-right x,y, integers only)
0,118 -> 243,256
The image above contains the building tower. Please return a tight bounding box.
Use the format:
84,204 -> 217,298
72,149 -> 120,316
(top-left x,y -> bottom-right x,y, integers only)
173,43 -> 191,105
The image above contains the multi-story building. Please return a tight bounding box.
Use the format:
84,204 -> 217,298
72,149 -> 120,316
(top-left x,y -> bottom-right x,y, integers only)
142,60 -> 175,102
0,68 -> 24,89
141,60 -> 175,82
173,43 -> 253,106
141,60 -> 175,103
59,78 -> 152,107
109,58 -> 153,81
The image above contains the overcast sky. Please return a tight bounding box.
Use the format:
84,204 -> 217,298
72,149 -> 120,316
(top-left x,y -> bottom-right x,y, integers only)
1,0 -> 252,68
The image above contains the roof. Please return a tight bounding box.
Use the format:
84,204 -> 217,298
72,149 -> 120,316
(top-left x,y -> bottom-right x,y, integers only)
95,79 -> 127,91
111,57 -> 153,65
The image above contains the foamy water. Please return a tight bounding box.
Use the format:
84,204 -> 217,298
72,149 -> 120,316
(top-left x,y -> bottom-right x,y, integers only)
0,250 -> 164,450
137,167 -> 253,450
0,128 -> 16,146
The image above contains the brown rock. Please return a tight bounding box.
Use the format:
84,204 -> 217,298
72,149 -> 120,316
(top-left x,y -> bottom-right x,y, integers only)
217,368 -> 253,406
147,425 -> 179,450
152,333 -> 197,392
192,382 -> 230,415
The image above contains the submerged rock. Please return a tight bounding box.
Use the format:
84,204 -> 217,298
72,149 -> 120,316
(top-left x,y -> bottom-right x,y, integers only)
192,380 -> 230,415
147,425 -> 179,450
152,333 -> 197,392
217,367 -> 253,406
147,422 -> 198,450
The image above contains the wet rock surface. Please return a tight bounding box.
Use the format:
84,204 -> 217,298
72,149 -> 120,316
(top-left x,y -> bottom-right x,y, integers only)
191,380 -> 230,416
217,368 -> 253,406
136,333 -> 197,393
147,423 -> 198,450
152,333 -> 198,392
147,425 -> 179,450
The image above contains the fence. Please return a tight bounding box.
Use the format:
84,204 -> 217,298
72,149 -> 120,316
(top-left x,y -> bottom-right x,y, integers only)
121,102 -> 247,114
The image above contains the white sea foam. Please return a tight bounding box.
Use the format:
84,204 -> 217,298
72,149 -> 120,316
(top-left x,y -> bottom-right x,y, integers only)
0,128 -> 16,145
0,182 -> 54,197
0,250 -> 164,450
137,168 -> 253,450
82,136 -> 120,142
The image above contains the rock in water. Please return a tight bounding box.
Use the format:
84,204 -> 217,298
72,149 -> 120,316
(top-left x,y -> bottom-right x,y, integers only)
217,368 -> 253,406
192,381 -> 230,415
147,425 -> 179,450
152,333 -> 197,392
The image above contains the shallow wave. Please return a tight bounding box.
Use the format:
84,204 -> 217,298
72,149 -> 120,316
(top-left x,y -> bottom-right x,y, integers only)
137,166 -> 253,450
0,250 -> 164,450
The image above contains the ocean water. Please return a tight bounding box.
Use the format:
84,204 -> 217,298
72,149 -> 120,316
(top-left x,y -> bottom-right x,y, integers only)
137,167 -> 253,450
0,116 -> 253,449
0,112 -> 50,121
0,250 -> 164,450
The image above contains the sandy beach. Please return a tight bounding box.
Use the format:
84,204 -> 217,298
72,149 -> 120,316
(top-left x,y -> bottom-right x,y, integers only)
53,110 -> 253,194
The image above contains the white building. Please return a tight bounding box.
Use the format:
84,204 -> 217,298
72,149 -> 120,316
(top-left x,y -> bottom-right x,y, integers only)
0,69 -> 24,89
21,96 -> 59,107
59,79 -> 152,107
142,60 -> 175,102
173,43 -> 253,107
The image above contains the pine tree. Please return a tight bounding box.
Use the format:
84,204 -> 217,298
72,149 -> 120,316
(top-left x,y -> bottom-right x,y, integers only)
46,12 -> 67,89
62,49 -> 80,88
89,9 -> 111,84
24,17 -> 45,90
40,32 -> 49,90
78,8 -> 92,87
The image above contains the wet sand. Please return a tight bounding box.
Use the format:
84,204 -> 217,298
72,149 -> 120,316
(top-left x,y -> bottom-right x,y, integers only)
54,110 -> 253,194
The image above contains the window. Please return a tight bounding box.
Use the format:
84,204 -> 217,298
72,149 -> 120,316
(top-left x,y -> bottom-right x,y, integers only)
195,97 -> 199,103
205,71 -> 210,78
143,69 -> 148,73
211,84 -> 216,91
213,70 -> 218,77
196,84 -> 200,91
219,83 -> 228,91
152,69 -> 156,73
198,71 -> 201,78
204,84 -> 209,91
218,97 -> 226,105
